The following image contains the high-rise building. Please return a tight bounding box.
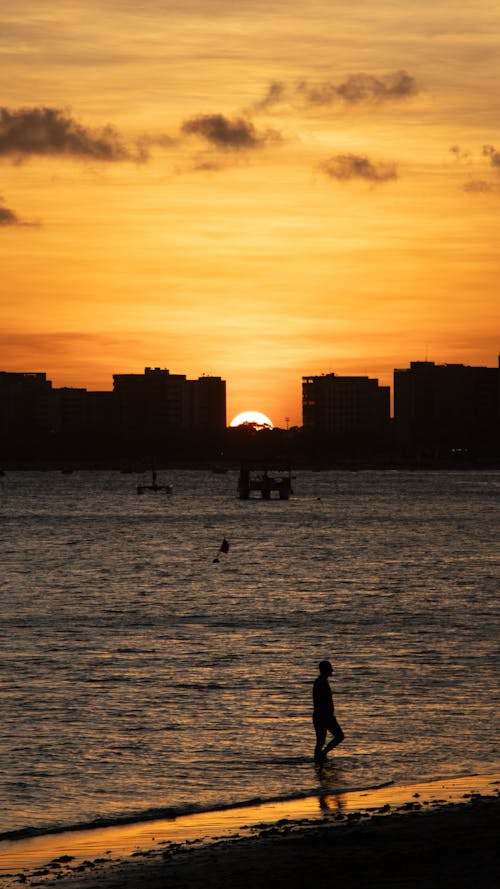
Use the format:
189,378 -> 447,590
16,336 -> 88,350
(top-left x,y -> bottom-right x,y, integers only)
302,372 -> 390,441
394,360 -> 500,452
0,372 -> 55,449
53,387 -> 87,437
113,367 -> 189,439
187,374 -> 227,431
113,367 -> 226,446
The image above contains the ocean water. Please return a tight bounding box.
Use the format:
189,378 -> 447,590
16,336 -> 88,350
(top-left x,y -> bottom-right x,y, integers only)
0,469 -> 498,839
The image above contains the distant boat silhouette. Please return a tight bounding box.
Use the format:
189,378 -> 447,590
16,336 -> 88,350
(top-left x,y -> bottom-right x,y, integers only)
137,466 -> 172,495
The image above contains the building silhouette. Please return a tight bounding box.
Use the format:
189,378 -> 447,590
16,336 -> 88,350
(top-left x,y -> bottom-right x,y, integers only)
0,372 -> 55,459
0,366 -> 226,463
113,367 -> 226,454
394,360 -> 500,457
1,359 -> 498,466
302,372 -> 390,449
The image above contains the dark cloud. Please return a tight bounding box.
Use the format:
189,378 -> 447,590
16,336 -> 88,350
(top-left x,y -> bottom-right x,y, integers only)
0,199 -> 21,226
482,144 -> 500,169
181,113 -> 280,150
295,80 -> 338,106
450,145 -> 471,162
0,195 -> 35,227
452,146 -> 500,193
320,153 -> 398,184
252,70 -> 417,111
335,70 -> 417,104
252,80 -> 288,111
0,106 -> 146,162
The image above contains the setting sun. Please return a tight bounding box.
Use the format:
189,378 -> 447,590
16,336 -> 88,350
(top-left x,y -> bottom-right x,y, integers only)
230,411 -> 274,429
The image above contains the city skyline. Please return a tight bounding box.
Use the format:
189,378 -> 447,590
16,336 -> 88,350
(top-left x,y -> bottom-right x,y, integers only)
1,357 -> 498,465
2,354 -> 498,429
2,2 -> 500,427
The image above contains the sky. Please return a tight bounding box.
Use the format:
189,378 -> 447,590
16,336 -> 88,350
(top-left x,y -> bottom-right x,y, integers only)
2,1 -> 500,426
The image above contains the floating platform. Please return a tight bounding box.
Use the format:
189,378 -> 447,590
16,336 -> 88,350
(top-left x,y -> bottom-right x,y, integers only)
238,464 -> 293,500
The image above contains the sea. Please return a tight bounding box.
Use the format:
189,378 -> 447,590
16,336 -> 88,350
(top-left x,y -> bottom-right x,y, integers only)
0,469 -> 498,841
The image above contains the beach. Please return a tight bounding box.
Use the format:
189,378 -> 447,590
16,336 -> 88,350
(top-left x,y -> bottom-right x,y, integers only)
1,775 -> 498,888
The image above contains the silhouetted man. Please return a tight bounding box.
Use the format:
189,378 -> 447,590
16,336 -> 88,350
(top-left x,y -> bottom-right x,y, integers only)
313,660 -> 344,763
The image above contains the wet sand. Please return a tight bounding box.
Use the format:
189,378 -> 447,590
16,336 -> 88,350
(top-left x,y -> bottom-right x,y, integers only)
1,774 -> 498,888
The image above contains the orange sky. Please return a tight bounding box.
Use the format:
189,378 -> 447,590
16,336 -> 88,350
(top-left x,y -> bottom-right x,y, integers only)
2,1 -> 499,426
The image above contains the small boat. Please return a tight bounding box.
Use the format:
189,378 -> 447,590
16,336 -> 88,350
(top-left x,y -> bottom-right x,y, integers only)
137,468 -> 172,495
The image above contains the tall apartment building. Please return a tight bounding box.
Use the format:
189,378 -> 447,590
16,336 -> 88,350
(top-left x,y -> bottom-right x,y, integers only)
0,372 -> 55,449
113,367 -> 189,438
394,360 -> 500,452
302,372 -> 390,442
113,367 -> 226,447
187,374 -> 227,431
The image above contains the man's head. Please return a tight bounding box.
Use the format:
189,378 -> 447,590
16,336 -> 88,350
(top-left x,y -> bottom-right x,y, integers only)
319,660 -> 333,676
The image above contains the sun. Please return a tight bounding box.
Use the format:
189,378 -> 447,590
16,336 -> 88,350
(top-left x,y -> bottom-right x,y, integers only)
230,410 -> 274,429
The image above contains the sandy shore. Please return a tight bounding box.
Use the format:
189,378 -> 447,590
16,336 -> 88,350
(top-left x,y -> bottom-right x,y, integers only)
1,774 -> 498,889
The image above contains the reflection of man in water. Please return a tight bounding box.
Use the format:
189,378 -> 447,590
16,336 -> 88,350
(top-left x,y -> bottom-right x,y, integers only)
313,660 -> 345,763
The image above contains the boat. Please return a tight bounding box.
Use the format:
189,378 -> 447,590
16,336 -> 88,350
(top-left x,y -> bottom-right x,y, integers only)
137,467 -> 172,495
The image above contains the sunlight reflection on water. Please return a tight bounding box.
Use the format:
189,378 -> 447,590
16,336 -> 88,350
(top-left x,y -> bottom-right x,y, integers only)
0,469 -> 498,835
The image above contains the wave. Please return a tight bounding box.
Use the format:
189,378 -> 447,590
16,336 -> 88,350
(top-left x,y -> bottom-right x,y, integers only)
0,780 -> 396,844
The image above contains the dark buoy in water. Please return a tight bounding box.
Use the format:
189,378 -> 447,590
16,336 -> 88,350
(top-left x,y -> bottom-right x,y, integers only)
213,537 -> 230,562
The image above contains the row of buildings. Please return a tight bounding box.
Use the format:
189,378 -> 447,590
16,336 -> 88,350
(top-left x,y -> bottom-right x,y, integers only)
0,359 -> 499,462
302,360 -> 499,454
0,367 -> 226,461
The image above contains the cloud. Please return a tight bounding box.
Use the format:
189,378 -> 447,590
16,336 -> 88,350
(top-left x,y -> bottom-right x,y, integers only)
0,331 -> 143,369
0,195 -> 36,227
0,199 -> 21,226
189,158 -> 227,172
319,153 -> 398,184
482,144 -> 500,169
335,70 -> 417,104
451,145 -> 500,192
0,106 -> 146,162
449,145 -> 471,163
252,70 -> 417,111
463,179 -> 498,194
181,113 -> 280,150
252,80 -> 288,111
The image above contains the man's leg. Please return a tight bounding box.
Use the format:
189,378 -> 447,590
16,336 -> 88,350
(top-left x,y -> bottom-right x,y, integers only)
313,720 -> 327,762
323,717 -> 344,755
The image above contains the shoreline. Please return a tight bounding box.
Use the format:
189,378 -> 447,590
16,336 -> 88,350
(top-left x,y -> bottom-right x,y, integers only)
1,773 -> 498,887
